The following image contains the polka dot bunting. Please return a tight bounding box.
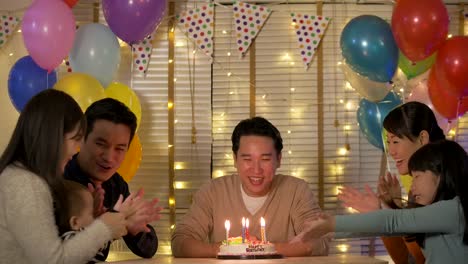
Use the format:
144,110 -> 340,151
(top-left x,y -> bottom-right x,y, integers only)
132,34 -> 154,75
233,1 -> 272,57
177,3 -> 214,59
0,14 -> 20,49
291,13 -> 330,69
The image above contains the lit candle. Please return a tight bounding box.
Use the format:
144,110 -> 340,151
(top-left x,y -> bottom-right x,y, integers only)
260,217 -> 267,243
224,220 -> 230,245
241,217 -> 246,243
245,218 -> 250,241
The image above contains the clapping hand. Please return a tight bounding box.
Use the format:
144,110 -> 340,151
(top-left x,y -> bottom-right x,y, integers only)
378,172 -> 402,208
337,185 -> 380,213
114,188 -> 163,236
291,213 -> 335,244
88,183 -> 107,217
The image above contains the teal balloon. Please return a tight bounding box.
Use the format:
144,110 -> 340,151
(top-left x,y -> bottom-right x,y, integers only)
341,15 -> 398,83
357,92 -> 402,150
69,23 -> 120,87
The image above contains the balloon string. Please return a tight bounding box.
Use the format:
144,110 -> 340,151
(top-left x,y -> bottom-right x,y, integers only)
454,97 -> 462,142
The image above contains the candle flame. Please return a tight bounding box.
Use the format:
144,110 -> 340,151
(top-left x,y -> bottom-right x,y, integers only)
260,217 -> 265,227
246,218 -> 249,228
225,220 -> 230,230
242,217 -> 245,226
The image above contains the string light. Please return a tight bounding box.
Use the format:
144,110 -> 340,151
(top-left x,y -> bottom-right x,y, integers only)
168,144 -> 173,148
174,78 -> 177,82
168,102 -> 174,108
227,52 -> 231,56
17,29 -> 21,33
337,244 -> 349,252
287,130 -> 291,134
290,87 -> 295,92
227,72 -> 232,77
9,53 -> 13,56
262,94 -> 267,99
168,59 -> 173,63
174,119 -> 178,124
169,198 -> 175,205
339,99 -> 344,104
222,30 -> 228,34
338,147 -> 347,156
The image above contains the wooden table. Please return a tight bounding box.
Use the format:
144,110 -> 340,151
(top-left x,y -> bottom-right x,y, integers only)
112,255 -> 388,264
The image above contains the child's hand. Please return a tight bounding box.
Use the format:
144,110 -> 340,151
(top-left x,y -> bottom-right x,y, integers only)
88,183 -> 107,217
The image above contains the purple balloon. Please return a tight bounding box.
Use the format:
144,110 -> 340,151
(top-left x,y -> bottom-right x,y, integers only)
102,0 -> 166,44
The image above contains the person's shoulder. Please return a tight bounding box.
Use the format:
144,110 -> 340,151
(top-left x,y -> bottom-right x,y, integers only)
0,164 -> 48,190
276,174 -> 308,186
197,174 -> 237,194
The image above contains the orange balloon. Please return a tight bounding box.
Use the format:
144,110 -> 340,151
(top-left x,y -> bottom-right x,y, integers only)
117,135 -> 142,182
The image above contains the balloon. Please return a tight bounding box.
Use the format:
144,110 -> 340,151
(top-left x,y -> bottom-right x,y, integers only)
102,0 -> 166,44
22,0 -> 75,71
407,74 -> 458,134
341,61 -> 391,102
64,0 -> 78,8
340,15 -> 398,82
433,36 -> 468,98
118,135 -> 142,182
54,73 -> 106,111
398,51 -> 436,80
391,0 -> 448,62
428,69 -> 467,120
8,56 -> 57,112
357,92 -> 402,150
105,82 -> 142,131
69,23 -> 120,87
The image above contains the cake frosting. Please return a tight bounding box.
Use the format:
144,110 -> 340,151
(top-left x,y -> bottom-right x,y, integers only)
218,236 -> 277,256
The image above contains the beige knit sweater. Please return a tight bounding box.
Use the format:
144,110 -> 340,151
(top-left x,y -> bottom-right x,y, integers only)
172,174 -> 329,255
0,165 -> 112,264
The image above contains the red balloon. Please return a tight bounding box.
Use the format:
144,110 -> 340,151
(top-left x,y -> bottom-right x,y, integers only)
391,0 -> 449,62
428,69 -> 467,119
64,0 -> 78,8
433,36 -> 468,98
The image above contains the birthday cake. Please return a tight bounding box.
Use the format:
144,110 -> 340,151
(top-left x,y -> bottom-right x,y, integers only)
217,236 -> 281,259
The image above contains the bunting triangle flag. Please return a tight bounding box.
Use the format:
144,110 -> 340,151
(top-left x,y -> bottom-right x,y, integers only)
132,34 -> 154,75
233,1 -> 272,57
291,13 -> 331,69
177,3 -> 215,59
0,14 -> 20,49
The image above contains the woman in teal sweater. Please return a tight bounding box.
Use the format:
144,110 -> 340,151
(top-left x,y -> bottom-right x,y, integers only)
298,140 -> 468,264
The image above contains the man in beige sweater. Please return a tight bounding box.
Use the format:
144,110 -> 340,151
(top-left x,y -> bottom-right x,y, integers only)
172,117 -> 329,257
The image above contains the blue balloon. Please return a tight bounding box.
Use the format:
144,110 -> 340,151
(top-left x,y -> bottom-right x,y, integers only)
69,23 -> 120,87
357,92 -> 402,150
8,56 -> 57,112
341,15 -> 398,83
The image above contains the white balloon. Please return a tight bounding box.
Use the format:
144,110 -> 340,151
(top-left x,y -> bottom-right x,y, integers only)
341,61 -> 391,102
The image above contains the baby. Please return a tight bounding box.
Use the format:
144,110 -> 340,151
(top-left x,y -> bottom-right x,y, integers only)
56,180 -> 109,263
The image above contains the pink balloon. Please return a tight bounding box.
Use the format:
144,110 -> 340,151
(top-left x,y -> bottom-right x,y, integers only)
407,76 -> 457,134
22,0 -> 75,71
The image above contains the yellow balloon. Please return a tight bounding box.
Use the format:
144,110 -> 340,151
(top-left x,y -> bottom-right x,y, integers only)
118,135 -> 142,182
54,73 -> 106,111
105,82 -> 142,131
400,174 -> 412,194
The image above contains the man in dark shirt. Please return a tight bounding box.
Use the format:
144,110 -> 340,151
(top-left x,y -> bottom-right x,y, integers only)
64,98 -> 161,260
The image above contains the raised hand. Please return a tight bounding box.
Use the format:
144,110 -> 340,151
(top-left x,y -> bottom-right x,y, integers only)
337,185 -> 380,213
121,188 -> 163,236
88,183 -> 107,217
292,213 -> 335,244
99,212 -> 128,240
378,172 -> 402,208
